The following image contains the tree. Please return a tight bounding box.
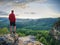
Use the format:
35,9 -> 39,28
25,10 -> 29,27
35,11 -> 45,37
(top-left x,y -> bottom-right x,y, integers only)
39,37 -> 48,45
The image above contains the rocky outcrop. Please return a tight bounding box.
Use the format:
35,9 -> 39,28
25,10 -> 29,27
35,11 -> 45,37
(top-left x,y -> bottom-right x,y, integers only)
0,34 -> 44,45
18,35 -> 44,45
50,27 -> 60,40
0,34 -> 19,45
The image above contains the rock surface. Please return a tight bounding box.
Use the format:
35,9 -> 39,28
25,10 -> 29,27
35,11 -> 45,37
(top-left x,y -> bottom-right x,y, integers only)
50,27 -> 60,40
0,34 -> 44,45
0,34 -> 19,45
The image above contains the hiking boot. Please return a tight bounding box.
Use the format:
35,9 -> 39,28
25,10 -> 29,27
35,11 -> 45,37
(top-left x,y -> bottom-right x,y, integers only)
12,31 -> 16,34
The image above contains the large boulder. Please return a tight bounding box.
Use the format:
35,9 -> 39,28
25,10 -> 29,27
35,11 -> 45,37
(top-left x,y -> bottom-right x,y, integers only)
50,19 -> 60,40
0,34 -> 19,45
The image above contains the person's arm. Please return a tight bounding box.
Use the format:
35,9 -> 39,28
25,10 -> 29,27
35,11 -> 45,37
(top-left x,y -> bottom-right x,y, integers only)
14,14 -> 16,22
9,14 -> 10,21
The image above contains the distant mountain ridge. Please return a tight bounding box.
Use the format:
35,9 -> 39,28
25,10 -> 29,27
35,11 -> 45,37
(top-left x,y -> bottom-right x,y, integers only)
0,17 -> 58,30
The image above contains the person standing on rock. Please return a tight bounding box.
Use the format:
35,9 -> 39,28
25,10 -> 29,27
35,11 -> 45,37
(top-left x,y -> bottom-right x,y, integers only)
9,10 -> 16,34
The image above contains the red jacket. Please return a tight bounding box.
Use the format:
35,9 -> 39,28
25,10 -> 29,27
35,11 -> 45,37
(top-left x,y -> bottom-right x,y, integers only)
9,13 -> 16,22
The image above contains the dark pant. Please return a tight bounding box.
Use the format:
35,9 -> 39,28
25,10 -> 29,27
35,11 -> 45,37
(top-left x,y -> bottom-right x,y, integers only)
10,22 -> 16,26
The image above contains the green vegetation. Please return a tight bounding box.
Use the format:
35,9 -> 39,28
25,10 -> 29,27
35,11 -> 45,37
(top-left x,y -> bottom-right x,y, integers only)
16,28 -> 60,45
0,18 -> 60,45
0,27 -> 9,35
0,28 -> 60,45
0,18 -> 58,30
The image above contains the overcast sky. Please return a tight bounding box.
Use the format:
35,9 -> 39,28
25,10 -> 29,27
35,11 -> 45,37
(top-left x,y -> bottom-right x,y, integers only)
0,0 -> 60,19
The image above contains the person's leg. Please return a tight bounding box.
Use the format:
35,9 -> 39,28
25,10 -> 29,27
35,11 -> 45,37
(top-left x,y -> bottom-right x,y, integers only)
10,22 -> 13,34
14,26 -> 16,33
10,26 -> 12,34
13,22 -> 16,33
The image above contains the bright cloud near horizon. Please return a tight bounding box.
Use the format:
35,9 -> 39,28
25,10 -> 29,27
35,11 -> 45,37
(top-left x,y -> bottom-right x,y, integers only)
0,0 -> 60,19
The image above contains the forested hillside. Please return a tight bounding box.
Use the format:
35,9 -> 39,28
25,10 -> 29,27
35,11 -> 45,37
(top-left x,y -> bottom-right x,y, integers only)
0,17 -> 58,30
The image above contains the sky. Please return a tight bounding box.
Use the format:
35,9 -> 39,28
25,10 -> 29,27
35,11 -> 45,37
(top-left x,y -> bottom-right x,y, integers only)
0,0 -> 60,19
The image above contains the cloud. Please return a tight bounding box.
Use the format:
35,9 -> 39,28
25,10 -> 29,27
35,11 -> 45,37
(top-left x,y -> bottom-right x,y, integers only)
0,0 -> 49,9
0,0 -> 60,19
0,11 -> 8,15
0,0 -> 47,5
0,0 -> 13,2
24,12 -> 36,14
